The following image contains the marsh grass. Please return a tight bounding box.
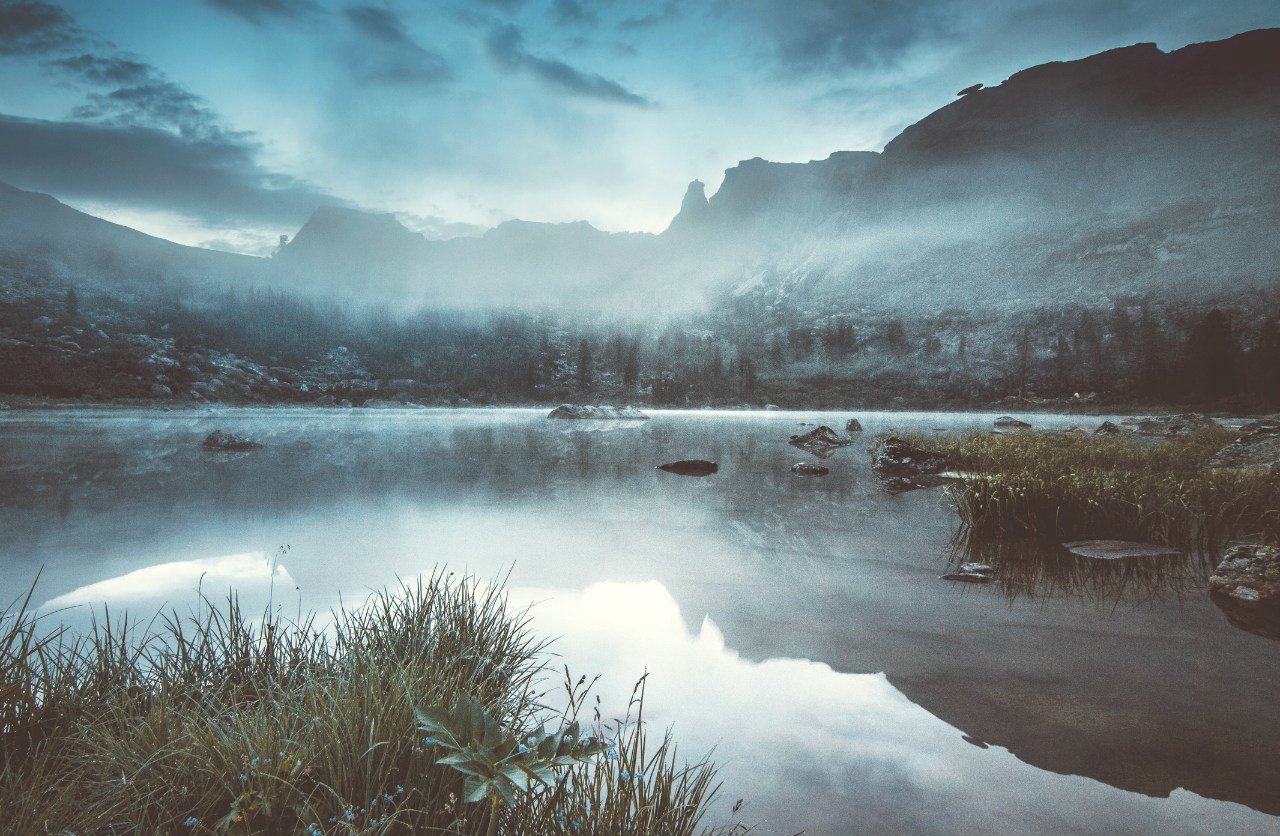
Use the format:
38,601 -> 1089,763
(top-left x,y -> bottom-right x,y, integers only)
1,570 -> 734,835
911,428 -> 1280,552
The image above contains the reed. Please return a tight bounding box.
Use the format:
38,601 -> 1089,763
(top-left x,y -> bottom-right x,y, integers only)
1,570 -> 733,835
910,428 -> 1280,551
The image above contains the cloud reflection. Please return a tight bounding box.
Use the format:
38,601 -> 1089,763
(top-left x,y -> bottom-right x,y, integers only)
39,551 -> 293,614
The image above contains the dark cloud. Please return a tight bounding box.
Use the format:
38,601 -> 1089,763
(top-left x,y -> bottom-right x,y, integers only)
485,24 -> 655,107
342,5 -> 452,84
551,0 -> 598,28
0,0 -> 81,55
733,0 -> 955,75
50,53 -> 150,84
0,113 -> 343,228
204,0 -> 319,25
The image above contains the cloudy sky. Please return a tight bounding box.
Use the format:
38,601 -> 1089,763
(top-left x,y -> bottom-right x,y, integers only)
0,0 -> 1275,254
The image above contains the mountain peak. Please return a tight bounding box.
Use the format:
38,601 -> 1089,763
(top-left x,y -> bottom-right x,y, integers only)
665,180 -> 710,234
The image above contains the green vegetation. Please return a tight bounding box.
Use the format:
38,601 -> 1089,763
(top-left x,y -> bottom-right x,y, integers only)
912,429 -> 1280,551
1,571 -> 730,835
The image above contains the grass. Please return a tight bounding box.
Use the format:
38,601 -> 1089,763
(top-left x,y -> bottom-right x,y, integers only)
906,427 -> 1280,552
1,570 -> 738,836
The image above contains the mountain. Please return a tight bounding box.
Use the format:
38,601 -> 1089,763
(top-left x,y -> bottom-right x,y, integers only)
2,28 -> 1278,314
0,180 -> 264,296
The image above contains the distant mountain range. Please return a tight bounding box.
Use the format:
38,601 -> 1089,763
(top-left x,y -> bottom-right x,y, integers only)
2,28 -> 1278,313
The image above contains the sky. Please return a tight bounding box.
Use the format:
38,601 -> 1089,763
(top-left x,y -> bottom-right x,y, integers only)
0,0 -> 1276,255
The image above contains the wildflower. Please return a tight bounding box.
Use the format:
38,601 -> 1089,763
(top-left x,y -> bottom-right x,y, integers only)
384,793 -> 393,803
184,816 -> 199,827
344,809 -> 354,821
250,757 -> 260,766
637,771 -> 645,780
395,785 -> 404,795
517,743 -> 528,754
619,771 -> 630,782
423,737 -> 439,746
328,816 -> 337,824
239,774 -> 248,783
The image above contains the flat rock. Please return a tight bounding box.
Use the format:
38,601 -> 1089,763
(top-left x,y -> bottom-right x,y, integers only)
548,404 -> 649,420
942,562 -> 997,583
790,462 -> 829,476
657,459 -> 717,476
1061,540 -> 1181,560
201,430 -> 263,451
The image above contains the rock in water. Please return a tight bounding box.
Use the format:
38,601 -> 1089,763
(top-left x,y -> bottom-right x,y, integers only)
789,425 -> 854,458
1093,421 -> 1128,435
871,436 -> 948,493
548,404 -> 649,420
657,460 -> 718,476
846,418 -> 864,433
1061,540 -> 1180,560
790,462 -> 829,476
1209,544 -> 1280,640
994,416 -> 1033,430
201,430 -> 263,451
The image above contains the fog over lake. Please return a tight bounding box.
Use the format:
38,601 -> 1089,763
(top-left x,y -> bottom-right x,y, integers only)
4,407 -> 1277,835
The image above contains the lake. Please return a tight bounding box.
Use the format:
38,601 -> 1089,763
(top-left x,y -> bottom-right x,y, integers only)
2,407 -> 1277,835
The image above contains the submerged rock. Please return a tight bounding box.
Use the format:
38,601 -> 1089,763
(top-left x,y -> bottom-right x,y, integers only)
201,430 -> 263,451
1209,545 -> 1280,641
942,563 -> 997,583
994,416 -> 1033,431
789,425 -> 855,458
657,459 -> 718,476
1061,540 -> 1180,560
548,404 -> 649,420
790,462 -> 829,476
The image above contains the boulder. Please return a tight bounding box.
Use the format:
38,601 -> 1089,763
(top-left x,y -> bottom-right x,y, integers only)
790,462 -> 829,476
1121,413 -> 1217,437
548,404 -> 649,420
994,416 -> 1033,430
1093,421 -> 1128,435
789,425 -> 855,458
149,383 -> 173,398
1209,419 -> 1280,470
1061,540 -> 1180,560
1209,544 -> 1280,641
845,418 -> 864,433
942,563 -> 996,583
657,460 -> 717,476
201,430 -> 263,451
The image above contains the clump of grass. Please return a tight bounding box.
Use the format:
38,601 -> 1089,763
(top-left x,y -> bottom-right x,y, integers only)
908,428 -> 1280,551
1,570 -> 734,835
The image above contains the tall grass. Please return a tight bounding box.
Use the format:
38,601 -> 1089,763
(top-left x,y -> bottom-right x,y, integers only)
911,428 -> 1280,552
1,570 -> 734,835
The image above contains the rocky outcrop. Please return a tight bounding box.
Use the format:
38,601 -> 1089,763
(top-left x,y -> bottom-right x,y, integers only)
789,426 -> 854,458
871,436 -> 948,493
1209,544 -> 1280,640
1121,413 -> 1217,437
1209,419 -> 1280,470
548,404 -> 650,420
790,462 -> 829,476
657,460 -> 717,476
201,430 -> 263,451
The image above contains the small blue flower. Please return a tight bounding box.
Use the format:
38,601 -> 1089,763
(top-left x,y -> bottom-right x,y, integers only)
637,771 -> 645,780
517,743 -> 528,754
395,785 -> 404,795
277,751 -> 285,759
239,773 -> 247,783
384,793 -> 393,803
328,816 -> 337,824
344,809 -> 354,821
250,757 -> 260,766
619,771 -> 630,782
423,737 -> 438,746
184,816 -> 199,827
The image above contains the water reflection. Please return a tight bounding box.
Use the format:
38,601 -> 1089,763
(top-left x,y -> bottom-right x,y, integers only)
5,408 -> 1280,833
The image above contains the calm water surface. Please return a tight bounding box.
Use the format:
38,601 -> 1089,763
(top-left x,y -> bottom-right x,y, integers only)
2,407 -> 1277,835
